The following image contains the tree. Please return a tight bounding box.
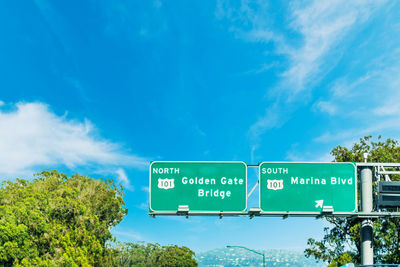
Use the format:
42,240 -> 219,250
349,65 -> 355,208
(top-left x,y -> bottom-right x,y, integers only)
0,170 -> 127,266
110,242 -> 198,267
305,136 -> 400,266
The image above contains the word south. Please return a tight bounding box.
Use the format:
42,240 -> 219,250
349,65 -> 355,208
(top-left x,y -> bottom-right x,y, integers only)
291,176 -> 353,185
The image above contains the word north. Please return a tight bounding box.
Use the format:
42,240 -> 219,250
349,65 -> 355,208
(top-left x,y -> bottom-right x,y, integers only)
291,176 -> 353,185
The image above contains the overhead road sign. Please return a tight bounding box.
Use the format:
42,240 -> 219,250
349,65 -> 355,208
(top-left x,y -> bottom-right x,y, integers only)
259,162 -> 357,214
149,161 -> 247,215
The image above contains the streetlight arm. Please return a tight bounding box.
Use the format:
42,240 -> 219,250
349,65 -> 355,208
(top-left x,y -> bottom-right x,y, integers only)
226,245 -> 265,267
227,246 -> 263,256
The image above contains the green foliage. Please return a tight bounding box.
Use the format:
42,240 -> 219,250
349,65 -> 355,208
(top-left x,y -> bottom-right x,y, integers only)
0,170 -> 198,266
305,136 -> 400,266
0,170 -> 127,266
305,217 -> 361,266
331,136 -> 400,163
110,242 -> 198,267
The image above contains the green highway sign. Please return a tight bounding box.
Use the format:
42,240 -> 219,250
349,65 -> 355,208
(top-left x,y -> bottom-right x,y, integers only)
259,162 -> 357,214
149,161 -> 247,213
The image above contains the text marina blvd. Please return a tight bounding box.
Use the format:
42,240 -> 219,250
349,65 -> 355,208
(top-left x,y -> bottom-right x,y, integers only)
259,162 -> 357,214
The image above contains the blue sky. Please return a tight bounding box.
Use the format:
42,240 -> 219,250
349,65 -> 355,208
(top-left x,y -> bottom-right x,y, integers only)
1,0 -> 400,253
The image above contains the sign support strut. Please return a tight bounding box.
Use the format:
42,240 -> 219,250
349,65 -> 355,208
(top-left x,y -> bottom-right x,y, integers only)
360,165 -> 374,265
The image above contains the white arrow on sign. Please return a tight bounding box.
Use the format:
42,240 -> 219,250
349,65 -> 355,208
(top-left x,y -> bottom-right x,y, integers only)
315,200 -> 324,208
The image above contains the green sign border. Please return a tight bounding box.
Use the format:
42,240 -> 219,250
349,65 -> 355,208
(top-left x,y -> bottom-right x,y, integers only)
258,162 -> 358,215
149,161 -> 248,214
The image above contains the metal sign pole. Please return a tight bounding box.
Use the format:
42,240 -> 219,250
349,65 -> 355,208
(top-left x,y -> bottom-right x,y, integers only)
360,166 -> 374,265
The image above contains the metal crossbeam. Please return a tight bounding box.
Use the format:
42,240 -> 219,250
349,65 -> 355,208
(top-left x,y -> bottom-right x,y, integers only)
356,163 -> 400,167
149,211 -> 400,218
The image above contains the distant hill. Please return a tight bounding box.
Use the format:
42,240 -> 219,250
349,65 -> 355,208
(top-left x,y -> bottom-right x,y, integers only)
196,247 -> 326,267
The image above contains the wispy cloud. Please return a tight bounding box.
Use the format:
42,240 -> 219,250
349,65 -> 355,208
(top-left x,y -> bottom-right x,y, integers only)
242,63 -> 277,75
141,186 -> 149,193
314,101 -> 337,116
0,101 -> 147,182
33,0 -> 79,59
374,104 -> 400,116
280,1 -> 383,96
101,0 -> 168,41
115,168 -> 132,190
217,0 -> 387,152
314,117 -> 400,145
248,102 -> 292,147
137,202 -> 148,211
314,50 -> 400,145
111,229 -> 144,241
216,0 -> 280,45
286,143 -> 333,162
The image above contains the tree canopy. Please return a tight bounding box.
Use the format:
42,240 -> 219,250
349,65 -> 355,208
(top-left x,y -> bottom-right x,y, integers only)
0,170 -> 127,266
0,170 -> 198,266
305,136 -> 400,266
110,242 -> 197,267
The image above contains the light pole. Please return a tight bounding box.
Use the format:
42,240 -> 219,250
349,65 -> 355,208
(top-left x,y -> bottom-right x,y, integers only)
226,245 -> 265,267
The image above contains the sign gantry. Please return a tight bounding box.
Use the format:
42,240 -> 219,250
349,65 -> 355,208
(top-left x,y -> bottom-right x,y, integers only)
149,161 -> 359,217
149,161 -> 400,218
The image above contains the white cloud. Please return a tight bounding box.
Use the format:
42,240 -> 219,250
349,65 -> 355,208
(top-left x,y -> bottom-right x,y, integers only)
216,1 -> 400,163
312,50 -> 400,145
372,67 -> 400,116
283,4 -> 351,94
248,103 -> 289,143
111,229 -> 144,241
219,0 -> 384,97
277,1 -> 384,97
243,62 -> 277,75
285,143 -> 334,162
314,101 -> 337,115
101,1 -> 168,41
138,202 -> 148,210
314,116 -> 400,145
330,73 -> 373,98
374,104 -> 400,116
115,168 -> 131,190
141,186 -> 149,192
0,101 -> 147,179
217,0 -> 386,149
